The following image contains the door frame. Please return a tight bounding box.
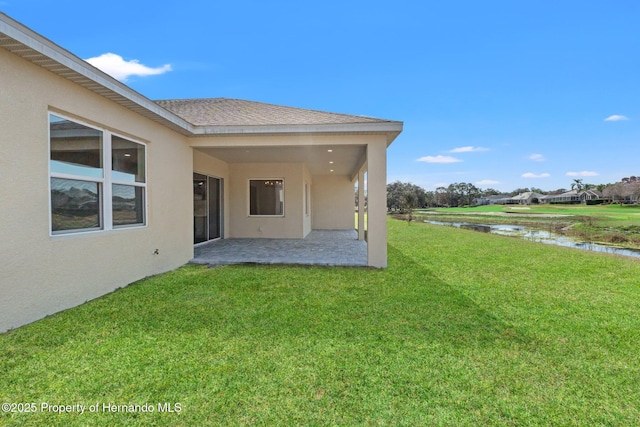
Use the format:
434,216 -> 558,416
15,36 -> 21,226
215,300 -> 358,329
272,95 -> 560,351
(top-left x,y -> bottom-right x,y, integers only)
193,172 -> 223,245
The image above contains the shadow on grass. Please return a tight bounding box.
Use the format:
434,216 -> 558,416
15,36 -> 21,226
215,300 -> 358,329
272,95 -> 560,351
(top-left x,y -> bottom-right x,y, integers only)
14,246 -> 529,352
0,243 -> 544,426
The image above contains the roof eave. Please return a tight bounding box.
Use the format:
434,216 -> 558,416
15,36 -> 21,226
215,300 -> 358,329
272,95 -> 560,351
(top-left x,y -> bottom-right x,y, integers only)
1,13 -> 404,143
193,121 -> 403,144
0,13 -> 195,136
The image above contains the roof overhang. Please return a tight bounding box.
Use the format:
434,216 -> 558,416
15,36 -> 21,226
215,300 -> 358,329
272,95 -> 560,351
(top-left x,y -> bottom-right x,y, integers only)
193,122 -> 403,145
0,13 -> 194,135
0,12 -> 402,145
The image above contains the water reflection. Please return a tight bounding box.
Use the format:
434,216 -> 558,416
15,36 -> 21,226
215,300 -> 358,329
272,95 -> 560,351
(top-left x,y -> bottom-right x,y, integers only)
424,220 -> 640,259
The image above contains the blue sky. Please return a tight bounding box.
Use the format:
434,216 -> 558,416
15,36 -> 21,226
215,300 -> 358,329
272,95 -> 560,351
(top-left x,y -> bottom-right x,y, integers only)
4,1 -> 639,192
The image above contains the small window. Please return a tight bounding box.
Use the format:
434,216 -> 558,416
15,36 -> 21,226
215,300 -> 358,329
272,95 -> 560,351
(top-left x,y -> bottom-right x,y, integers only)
50,115 -> 103,178
112,184 -> 145,226
112,136 -> 145,183
249,179 -> 284,216
51,178 -> 101,232
111,135 -> 146,228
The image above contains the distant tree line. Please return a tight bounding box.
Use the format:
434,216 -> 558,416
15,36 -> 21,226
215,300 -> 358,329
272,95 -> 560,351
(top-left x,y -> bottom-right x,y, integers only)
387,176 -> 640,210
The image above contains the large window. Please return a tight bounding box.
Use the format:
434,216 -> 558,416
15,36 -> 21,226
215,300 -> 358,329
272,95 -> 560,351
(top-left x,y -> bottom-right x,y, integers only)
249,179 -> 284,216
49,113 -> 146,234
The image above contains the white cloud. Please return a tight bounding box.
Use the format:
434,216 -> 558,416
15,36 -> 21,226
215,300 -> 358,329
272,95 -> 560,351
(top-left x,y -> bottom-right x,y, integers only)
433,182 -> 449,188
529,153 -> 546,162
416,155 -> 462,163
85,53 -> 172,81
522,172 -> 550,178
566,171 -> 599,177
604,114 -> 629,122
476,179 -> 500,185
449,146 -> 489,153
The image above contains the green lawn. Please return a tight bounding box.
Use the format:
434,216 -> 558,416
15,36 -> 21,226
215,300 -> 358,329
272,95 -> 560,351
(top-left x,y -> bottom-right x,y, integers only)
423,203 -> 640,227
2,219 -> 640,426
417,204 -> 640,247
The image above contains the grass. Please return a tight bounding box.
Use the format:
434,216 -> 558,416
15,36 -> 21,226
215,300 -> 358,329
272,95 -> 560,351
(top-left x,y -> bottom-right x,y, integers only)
2,219 -> 640,425
417,204 -> 640,247
422,203 -> 640,225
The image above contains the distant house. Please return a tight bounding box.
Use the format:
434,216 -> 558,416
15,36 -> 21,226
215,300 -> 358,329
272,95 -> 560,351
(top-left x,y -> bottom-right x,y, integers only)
542,190 -> 581,204
0,13 -> 402,332
542,189 -> 604,204
493,192 -> 543,205
579,189 -> 603,202
474,194 -> 510,206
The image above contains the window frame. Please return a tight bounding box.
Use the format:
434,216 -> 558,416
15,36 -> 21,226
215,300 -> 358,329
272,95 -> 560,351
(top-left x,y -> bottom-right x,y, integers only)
48,112 -> 148,236
247,178 -> 285,217
110,131 -> 147,229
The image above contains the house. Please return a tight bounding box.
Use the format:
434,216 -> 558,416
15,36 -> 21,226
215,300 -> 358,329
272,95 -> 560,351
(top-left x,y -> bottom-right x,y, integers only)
579,189 -> 603,202
541,189 -> 603,204
0,13 -> 402,332
474,194 -> 510,206
542,189 -> 580,204
494,192 -> 543,205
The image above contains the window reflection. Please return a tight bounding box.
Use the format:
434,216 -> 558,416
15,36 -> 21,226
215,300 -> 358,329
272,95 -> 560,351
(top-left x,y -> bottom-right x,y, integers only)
113,184 -> 145,226
50,115 -> 103,178
249,179 -> 284,216
51,178 -> 100,232
112,136 -> 145,183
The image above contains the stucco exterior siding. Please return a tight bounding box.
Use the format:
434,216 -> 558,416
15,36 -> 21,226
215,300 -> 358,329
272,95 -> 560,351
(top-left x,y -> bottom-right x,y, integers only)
1,12 -> 402,331
228,162 -> 308,239
303,164 -> 313,236
0,48 -> 193,332
365,138 -> 388,268
193,149 -> 231,239
311,174 -> 355,230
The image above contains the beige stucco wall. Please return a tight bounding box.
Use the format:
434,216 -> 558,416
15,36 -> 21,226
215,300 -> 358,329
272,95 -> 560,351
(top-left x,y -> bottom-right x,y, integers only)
365,138 -> 388,267
0,48 -> 193,332
303,164 -> 313,236
311,174 -> 355,230
228,162 -> 308,238
193,149 -> 230,239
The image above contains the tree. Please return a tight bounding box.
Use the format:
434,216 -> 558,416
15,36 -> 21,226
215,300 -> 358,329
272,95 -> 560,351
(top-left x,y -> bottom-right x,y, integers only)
386,181 -> 428,211
604,181 -> 640,204
435,186 -> 449,207
482,188 -> 501,196
571,179 -> 584,192
530,187 -> 546,194
510,188 -> 531,197
450,182 -> 481,207
400,190 -> 418,222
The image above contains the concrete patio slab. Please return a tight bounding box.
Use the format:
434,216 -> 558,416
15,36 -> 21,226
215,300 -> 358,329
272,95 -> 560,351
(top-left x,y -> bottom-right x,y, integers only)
191,230 -> 367,267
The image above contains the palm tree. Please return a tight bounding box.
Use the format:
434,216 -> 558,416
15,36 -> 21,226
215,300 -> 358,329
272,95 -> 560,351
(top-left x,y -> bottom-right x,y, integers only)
571,179 -> 584,192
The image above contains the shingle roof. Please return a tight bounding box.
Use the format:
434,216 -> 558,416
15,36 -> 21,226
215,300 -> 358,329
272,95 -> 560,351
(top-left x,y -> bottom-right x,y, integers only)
154,98 -> 398,127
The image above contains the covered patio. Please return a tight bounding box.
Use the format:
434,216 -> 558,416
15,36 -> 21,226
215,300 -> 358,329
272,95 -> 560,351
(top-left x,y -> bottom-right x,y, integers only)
191,230 -> 367,267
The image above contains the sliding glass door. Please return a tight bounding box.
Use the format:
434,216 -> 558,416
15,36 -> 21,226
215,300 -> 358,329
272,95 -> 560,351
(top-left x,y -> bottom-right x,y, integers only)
194,173 -> 222,244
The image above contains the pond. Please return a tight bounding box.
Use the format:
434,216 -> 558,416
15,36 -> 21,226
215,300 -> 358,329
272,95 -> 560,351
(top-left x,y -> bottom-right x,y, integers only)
424,220 -> 640,259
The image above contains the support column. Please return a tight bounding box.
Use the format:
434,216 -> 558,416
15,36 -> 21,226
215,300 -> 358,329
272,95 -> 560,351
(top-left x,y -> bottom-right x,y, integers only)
357,167 -> 365,241
366,139 -> 387,268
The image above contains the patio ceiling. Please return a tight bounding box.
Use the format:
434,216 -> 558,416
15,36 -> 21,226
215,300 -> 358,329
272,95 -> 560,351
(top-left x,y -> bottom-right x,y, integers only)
195,144 -> 366,176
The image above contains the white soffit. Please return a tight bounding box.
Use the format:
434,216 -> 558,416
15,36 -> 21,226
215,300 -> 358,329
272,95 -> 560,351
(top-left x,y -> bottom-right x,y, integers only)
195,145 -> 366,176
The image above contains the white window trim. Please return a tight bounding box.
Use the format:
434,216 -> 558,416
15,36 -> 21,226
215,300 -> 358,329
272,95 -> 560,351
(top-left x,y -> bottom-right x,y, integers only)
247,178 -> 285,217
48,112 -> 148,236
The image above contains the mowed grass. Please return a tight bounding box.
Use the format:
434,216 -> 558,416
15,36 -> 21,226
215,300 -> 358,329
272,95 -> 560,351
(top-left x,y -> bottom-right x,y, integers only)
2,219 -> 640,426
426,203 -> 640,227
